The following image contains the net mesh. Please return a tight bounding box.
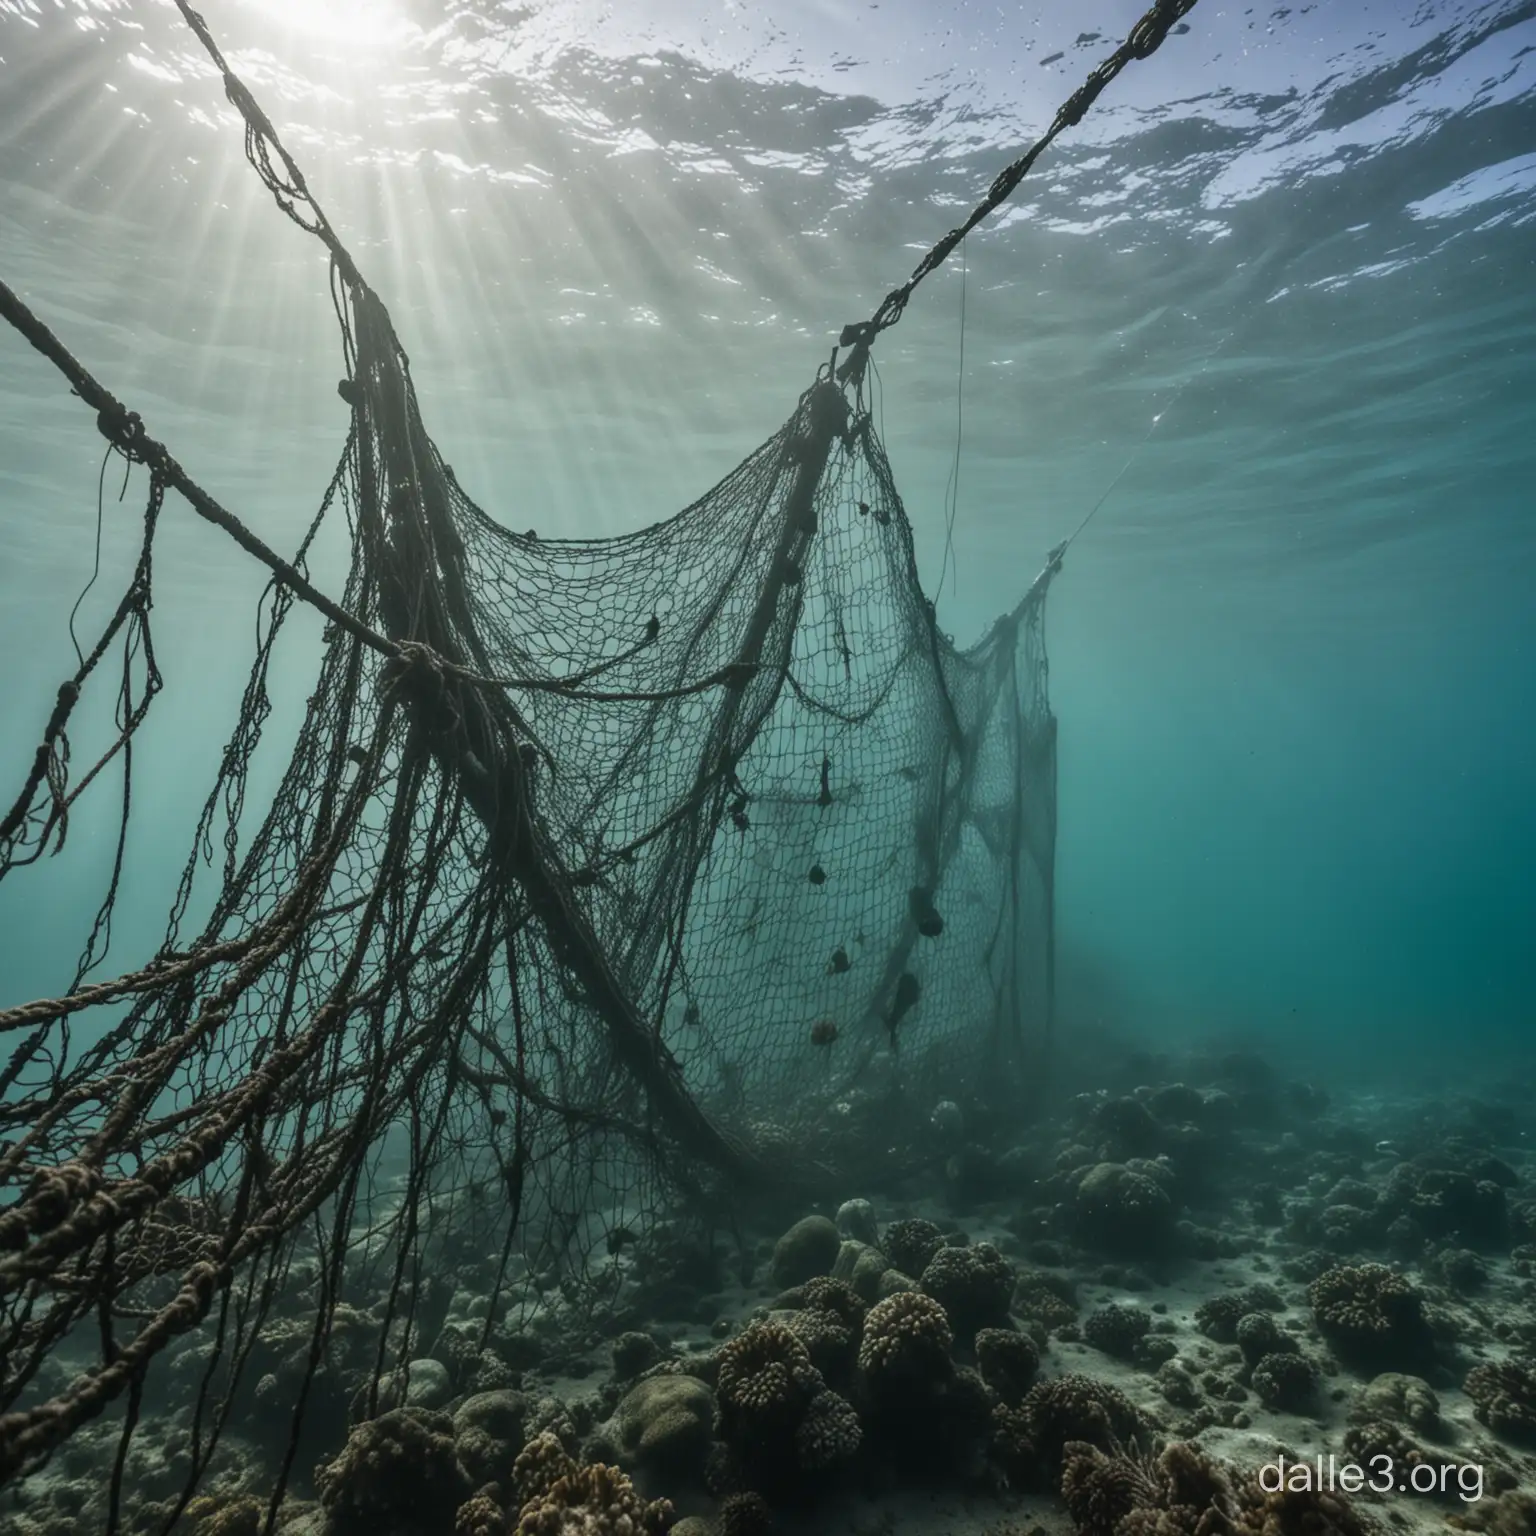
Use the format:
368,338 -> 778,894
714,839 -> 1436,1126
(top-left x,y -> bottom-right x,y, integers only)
0,270 -> 1057,1479
0,0 -> 1212,1514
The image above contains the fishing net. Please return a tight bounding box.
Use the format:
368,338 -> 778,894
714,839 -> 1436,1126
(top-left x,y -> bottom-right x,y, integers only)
0,0 -> 1194,1518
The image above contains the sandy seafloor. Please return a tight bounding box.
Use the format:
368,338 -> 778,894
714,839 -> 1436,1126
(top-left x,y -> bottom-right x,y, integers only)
6,1043 -> 1536,1536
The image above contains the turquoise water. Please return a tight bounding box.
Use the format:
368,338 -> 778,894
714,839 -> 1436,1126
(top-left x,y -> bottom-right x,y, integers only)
1,0 -> 1532,1074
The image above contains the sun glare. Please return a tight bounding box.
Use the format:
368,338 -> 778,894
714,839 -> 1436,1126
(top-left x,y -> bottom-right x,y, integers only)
244,0 -> 412,49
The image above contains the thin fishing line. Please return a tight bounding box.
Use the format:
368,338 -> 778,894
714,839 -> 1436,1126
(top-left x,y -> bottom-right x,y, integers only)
938,236 -> 967,599
69,445 -> 118,669
1061,321 -> 1234,555
870,353 -> 886,452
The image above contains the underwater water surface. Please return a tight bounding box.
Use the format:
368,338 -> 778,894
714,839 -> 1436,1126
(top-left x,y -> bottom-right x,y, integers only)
0,0 -> 1533,1074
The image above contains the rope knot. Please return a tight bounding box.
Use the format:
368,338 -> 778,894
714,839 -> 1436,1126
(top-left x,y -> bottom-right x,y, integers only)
24,1161 -> 104,1235
96,400 -> 146,460
383,641 -> 462,737
388,640 -> 445,683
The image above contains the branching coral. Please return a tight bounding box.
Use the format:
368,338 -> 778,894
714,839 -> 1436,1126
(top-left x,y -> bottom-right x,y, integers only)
1463,1360 -> 1536,1444
1341,1420 -> 1463,1499
1383,1164 -> 1508,1247
715,1321 -> 824,1435
781,1277 -> 866,1383
881,1218 -> 946,1279
718,1492 -> 771,1536
512,1430 -> 579,1507
1308,1264 -> 1434,1373
800,1276 -> 867,1329
457,1490 -> 513,1536
1194,1287 -> 1282,1345
1083,1305 -> 1152,1361
1234,1314 -> 1295,1367
975,1328 -> 1040,1406
712,1318 -> 852,1498
513,1462 -> 674,1536
1059,1438 -> 1246,1536
857,1291 -> 954,1385
1250,1352 -> 1318,1412
784,1307 -> 857,1383
1054,1438 -> 1376,1536
793,1390 -> 862,1472
1232,1468 -> 1376,1536
1015,1270 -> 1080,1334
1061,1440 -> 1199,1536
314,1407 -> 473,1535
920,1242 -> 1015,1338
1020,1374 -> 1147,1470
851,1290 -> 1008,1477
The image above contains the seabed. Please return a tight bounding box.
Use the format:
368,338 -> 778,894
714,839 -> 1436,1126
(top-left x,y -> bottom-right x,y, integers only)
5,1037 -> 1535,1536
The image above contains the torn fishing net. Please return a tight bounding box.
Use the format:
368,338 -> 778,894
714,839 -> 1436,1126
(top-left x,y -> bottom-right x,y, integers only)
0,0 -> 1209,1509
0,271 -> 1059,1495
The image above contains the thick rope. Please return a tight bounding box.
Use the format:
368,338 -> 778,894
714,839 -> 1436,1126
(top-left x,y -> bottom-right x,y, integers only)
837,0 -> 1200,385
172,2 -> 363,291
0,275 -> 389,658
0,279 -> 745,710
165,0 -> 1199,396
